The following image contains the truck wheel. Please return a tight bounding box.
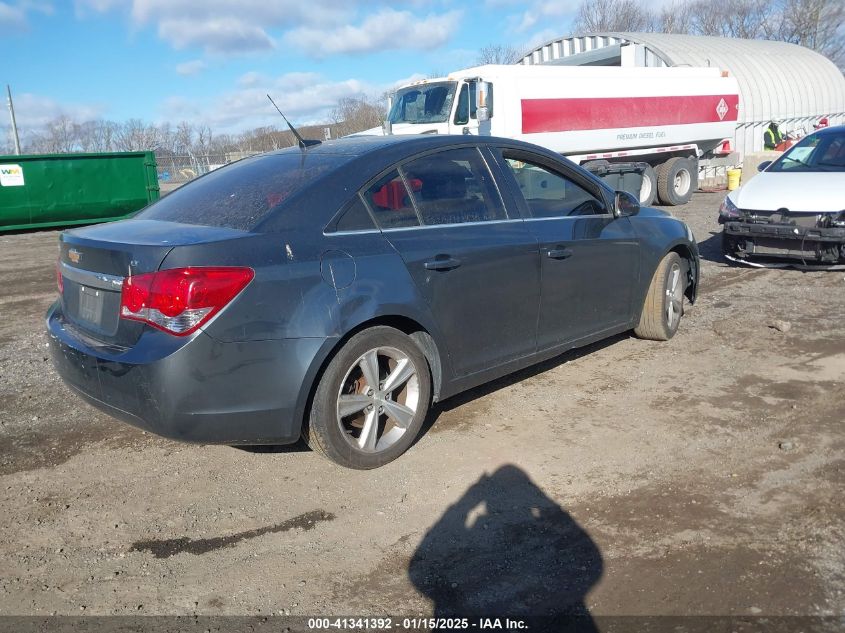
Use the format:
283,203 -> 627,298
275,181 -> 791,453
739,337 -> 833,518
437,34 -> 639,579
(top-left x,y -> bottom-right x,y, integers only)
304,326 -> 432,469
639,164 -> 657,206
657,157 -> 697,206
634,252 -> 686,341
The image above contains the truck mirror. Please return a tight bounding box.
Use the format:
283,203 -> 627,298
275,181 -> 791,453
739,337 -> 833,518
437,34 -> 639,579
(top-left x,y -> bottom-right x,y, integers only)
476,82 -> 491,121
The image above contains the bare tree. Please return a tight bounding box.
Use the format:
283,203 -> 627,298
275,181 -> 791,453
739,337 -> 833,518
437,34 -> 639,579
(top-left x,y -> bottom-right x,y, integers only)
32,116 -> 79,153
331,96 -> 385,137
172,121 -> 193,154
657,1 -> 694,33
194,125 -> 213,155
571,0 -> 844,69
113,119 -> 164,152
777,0 -> 845,68
0,125 -> 12,155
730,0 -> 779,39
74,120 -> 110,152
89,120 -> 120,152
476,44 -> 523,65
574,0 -> 655,32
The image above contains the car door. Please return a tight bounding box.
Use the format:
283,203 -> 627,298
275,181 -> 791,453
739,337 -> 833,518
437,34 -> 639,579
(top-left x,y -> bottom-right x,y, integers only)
363,146 -> 540,378
493,148 -> 640,351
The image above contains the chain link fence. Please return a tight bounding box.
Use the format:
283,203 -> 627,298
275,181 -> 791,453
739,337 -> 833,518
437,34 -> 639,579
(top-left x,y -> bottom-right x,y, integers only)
155,152 -> 260,192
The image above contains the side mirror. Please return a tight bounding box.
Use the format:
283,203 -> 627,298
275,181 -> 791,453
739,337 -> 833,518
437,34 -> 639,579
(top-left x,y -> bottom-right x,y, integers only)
614,190 -> 640,217
476,81 -> 491,122
757,160 -> 772,172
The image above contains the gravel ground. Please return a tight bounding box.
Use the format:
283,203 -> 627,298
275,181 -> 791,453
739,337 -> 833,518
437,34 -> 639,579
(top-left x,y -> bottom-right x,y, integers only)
0,192 -> 843,622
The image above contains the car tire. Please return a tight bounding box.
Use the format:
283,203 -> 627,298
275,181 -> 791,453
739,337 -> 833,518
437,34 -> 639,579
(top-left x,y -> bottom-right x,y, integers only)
639,164 -> 657,206
634,252 -> 686,341
304,326 -> 432,469
656,157 -> 697,206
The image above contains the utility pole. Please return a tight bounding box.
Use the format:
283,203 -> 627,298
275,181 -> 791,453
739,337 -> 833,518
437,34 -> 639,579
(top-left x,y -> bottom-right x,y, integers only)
6,84 -> 22,155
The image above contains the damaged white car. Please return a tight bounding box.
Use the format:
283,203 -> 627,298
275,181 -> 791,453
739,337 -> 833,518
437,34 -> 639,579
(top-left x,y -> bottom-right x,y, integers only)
719,124 -> 845,268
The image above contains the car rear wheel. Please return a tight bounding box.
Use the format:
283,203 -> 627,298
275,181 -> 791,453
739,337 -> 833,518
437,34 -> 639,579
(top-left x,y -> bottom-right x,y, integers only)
634,252 -> 686,341
657,157 -> 697,206
304,326 -> 432,469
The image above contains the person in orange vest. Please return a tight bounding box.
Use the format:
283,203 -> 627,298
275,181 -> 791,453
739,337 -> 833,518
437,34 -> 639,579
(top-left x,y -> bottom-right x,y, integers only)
764,121 -> 784,150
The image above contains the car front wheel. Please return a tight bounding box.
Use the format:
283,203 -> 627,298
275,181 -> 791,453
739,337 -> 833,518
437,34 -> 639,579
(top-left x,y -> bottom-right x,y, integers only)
634,251 -> 686,341
304,326 -> 432,469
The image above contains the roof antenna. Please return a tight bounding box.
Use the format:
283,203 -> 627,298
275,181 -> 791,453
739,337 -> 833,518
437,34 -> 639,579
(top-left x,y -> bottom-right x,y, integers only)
267,94 -> 321,150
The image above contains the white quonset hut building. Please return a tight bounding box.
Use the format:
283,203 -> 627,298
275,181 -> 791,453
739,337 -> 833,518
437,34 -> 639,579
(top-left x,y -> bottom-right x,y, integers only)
520,32 -> 845,157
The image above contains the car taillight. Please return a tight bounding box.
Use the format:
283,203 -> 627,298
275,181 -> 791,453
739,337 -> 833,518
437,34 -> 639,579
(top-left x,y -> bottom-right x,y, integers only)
120,267 -> 254,336
56,260 -> 64,294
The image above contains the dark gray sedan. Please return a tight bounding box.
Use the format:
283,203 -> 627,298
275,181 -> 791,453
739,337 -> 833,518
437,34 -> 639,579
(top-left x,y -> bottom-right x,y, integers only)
48,135 -> 699,469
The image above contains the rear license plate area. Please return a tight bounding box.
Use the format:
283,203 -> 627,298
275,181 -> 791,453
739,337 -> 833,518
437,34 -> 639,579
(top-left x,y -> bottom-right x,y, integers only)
78,285 -> 105,327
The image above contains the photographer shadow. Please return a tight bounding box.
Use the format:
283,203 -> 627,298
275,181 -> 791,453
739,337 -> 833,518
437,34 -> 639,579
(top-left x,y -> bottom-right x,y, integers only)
408,465 -> 602,631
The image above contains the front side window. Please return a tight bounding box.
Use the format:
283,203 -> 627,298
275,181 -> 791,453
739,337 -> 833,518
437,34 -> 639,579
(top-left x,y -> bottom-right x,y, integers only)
401,147 -> 507,225
454,83 -> 477,125
503,154 -> 607,218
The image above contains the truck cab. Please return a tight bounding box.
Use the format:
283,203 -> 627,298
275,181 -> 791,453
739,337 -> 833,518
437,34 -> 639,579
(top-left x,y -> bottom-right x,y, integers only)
384,78 -> 491,136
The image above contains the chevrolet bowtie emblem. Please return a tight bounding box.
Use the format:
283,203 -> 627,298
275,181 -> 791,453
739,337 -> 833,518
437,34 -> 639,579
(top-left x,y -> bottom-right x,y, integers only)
68,248 -> 82,264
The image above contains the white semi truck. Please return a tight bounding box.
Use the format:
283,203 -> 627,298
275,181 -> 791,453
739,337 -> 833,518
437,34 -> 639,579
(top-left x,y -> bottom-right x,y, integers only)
359,64 -> 740,205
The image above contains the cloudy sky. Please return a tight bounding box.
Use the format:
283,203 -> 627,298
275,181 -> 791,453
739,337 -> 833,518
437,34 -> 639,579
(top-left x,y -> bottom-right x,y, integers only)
0,0 -> 580,134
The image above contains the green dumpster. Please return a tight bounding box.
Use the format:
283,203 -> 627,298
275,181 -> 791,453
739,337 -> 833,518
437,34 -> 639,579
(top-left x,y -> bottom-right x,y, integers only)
0,151 -> 160,232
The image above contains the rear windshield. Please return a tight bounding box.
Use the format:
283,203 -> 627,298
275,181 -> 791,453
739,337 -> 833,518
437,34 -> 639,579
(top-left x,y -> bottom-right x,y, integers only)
138,152 -> 346,230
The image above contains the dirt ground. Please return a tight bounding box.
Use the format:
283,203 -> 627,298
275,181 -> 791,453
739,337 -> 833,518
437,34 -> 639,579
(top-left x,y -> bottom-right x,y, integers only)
0,192 -> 843,623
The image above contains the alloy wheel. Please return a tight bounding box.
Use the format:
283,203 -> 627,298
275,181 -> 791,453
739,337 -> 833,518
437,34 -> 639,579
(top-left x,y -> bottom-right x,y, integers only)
336,346 -> 420,453
665,262 -> 684,329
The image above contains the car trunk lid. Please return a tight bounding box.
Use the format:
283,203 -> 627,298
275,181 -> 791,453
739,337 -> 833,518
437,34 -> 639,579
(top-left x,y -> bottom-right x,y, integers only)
58,219 -> 250,346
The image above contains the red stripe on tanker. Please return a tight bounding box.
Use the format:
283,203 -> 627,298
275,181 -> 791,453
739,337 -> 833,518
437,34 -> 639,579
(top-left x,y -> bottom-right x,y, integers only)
521,95 -> 740,134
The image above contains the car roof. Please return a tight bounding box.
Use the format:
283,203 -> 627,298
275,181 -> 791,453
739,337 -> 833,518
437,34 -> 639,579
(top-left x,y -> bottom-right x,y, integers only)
253,134 -> 609,232
812,124 -> 845,137
264,133 -> 566,160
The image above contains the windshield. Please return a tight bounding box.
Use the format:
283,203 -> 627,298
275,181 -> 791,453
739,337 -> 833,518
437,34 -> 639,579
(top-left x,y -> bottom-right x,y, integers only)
769,129 -> 845,172
388,82 -> 457,125
138,152 -> 346,231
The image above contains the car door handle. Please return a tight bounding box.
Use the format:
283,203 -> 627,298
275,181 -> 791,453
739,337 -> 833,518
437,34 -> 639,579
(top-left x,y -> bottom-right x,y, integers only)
424,256 -> 462,271
546,247 -> 573,260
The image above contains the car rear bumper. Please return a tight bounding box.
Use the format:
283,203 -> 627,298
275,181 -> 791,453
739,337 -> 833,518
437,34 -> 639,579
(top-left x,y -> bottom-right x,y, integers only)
46,301 -> 327,444
722,221 -> 845,263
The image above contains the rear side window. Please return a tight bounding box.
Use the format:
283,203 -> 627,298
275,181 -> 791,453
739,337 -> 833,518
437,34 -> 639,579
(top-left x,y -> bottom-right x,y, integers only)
138,153 -> 345,231
333,196 -> 376,232
401,147 -> 507,225
363,169 -> 421,229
